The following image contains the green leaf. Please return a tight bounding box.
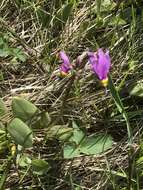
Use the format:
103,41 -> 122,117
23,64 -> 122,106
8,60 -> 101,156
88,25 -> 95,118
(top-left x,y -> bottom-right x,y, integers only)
46,125 -> 73,141
12,48 -> 27,62
107,16 -> 126,26
12,97 -> 38,122
0,49 -> 10,57
32,159 -> 50,175
69,121 -> 85,144
95,0 -> 116,15
0,98 -> 7,117
64,122 -> 113,158
100,0 -> 116,12
7,118 -> 32,148
129,83 -> 143,97
35,112 -> 51,128
18,154 -> 31,167
80,134 -> 112,155
64,144 -> 80,159
64,133 -> 113,158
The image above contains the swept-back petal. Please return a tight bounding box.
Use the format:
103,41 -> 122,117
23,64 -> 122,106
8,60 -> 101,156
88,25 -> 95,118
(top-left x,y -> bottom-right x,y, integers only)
59,51 -> 72,74
88,52 -> 98,72
95,49 -> 111,80
88,52 -> 97,64
105,50 -> 111,70
88,49 -> 111,81
59,51 -> 70,65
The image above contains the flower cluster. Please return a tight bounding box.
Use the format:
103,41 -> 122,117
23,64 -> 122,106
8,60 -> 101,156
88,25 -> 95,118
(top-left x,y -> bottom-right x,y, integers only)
58,48 -> 111,87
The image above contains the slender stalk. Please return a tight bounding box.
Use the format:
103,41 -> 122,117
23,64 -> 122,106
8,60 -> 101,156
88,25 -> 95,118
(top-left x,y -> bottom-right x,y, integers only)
108,74 -> 133,189
108,74 -> 132,144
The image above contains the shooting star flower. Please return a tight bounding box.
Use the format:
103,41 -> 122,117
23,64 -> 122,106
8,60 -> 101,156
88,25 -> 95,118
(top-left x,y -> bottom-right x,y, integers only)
59,51 -> 72,77
88,49 -> 111,87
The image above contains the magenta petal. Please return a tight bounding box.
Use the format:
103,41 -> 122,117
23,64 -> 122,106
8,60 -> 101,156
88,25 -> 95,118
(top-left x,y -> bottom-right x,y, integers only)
95,49 -> 109,80
88,52 -> 97,64
88,49 -> 111,80
88,52 -> 97,72
59,51 -> 70,65
59,51 -> 72,73
60,64 -> 69,73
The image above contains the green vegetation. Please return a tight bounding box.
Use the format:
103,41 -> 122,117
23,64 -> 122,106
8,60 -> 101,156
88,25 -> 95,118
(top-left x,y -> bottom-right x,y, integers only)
0,0 -> 143,189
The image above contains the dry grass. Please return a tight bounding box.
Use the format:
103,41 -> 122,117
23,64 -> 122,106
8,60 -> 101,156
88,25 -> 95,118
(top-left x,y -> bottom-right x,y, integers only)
0,0 -> 143,189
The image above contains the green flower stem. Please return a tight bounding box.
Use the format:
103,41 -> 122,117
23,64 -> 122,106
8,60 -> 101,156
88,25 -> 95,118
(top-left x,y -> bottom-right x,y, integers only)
108,74 -> 133,189
108,74 -> 132,145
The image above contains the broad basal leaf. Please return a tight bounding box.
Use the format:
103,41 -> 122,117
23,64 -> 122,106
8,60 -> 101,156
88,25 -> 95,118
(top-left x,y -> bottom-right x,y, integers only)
47,125 -> 73,141
64,144 -> 80,159
8,118 -> 32,148
63,134 -> 113,158
32,159 -> 50,175
12,97 -> 38,122
69,121 -> 85,144
34,112 -> 51,128
80,134 -> 113,155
